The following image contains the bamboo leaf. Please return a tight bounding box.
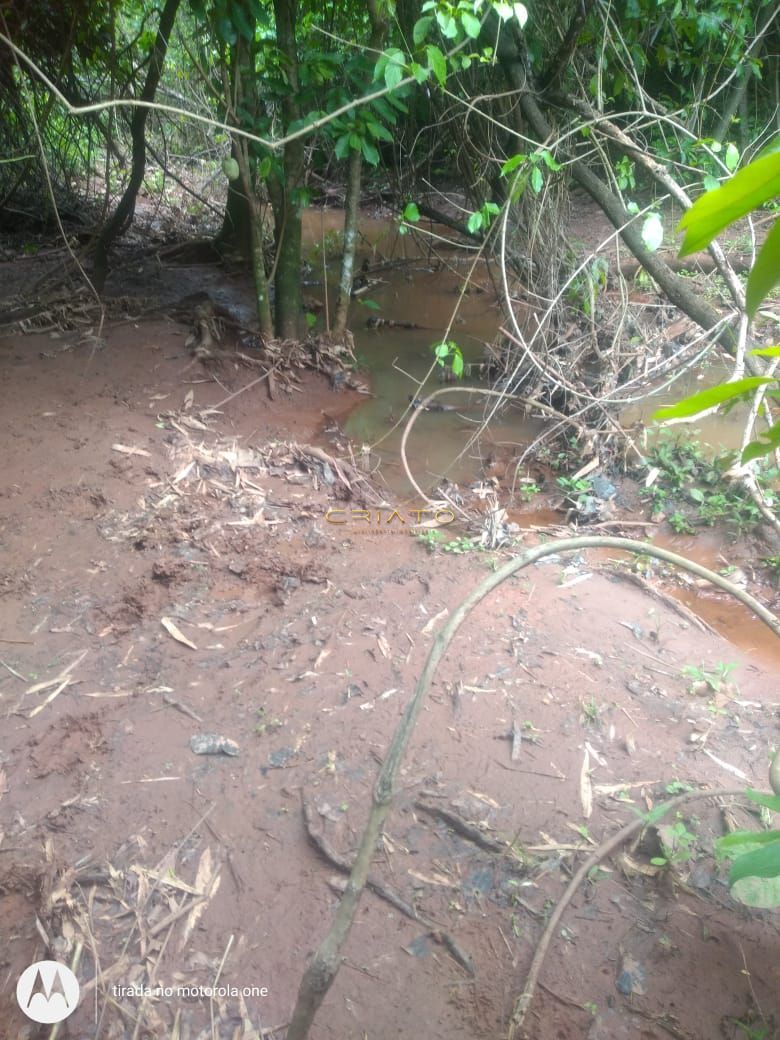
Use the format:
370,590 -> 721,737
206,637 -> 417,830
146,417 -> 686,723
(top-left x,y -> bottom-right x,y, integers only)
652,377 -> 772,420
746,218 -> 780,317
678,150 -> 780,255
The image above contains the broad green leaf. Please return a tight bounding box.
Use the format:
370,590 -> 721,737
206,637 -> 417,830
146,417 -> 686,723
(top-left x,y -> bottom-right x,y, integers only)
411,62 -> 430,84
494,2 -> 513,19
385,61 -> 403,90
642,212 -> 664,251
729,840 -> 780,884
724,142 -> 739,171
257,156 -> 272,178
461,11 -> 481,38
359,298 -> 380,310
717,829 -> 780,860
530,166 -> 543,193
746,789 -> 780,812
426,44 -> 447,86
730,873 -> 780,908
678,150 -> 780,255
335,133 -> 351,160
413,15 -> 433,44
742,423 -> 780,464
467,211 -> 484,234
452,351 -> 464,377
366,120 -> 393,142
652,376 -> 773,420
436,10 -> 458,38
539,149 -> 562,171
361,139 -> 380,166
403,202 -> 420,222
501,153 -> 528,176
703,174 -> 721,192
746,217 -> 780,317
750,345 -> 780,357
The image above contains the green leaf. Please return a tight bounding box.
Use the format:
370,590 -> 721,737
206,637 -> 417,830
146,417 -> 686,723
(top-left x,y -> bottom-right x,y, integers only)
257,156 -> 272,178
467,211 -> 484,234
730,873 -> 780,908
724,142 -> 740,172
461,11 -> 481,38
451,350 -> 464,377
385,62 -> 403,90
359,298 -> 381,310
426,44 -> 447,86
403,202 -> 420,222
335,133 -> 351,160
361,139 -> 380,166
436,10 -> 458,38
750,345 -> 780,357
411,62 -> 429,84
717,829 -> 780,859
678,150 -> 780,255
652,376 -> 773,420
366,120 -> 393,142
746,217 -> 780,317
743,424 -> 780,463
745,788 -> 780,812
413,15 -> 433,44
539,149 -> 562,171
642,212 -> 664,251
530,166 -> 543,194
729,840 -> 780,884
501,153 -> 528,176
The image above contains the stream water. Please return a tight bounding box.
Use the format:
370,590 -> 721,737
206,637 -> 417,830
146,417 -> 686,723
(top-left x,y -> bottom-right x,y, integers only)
281,210 -> 780,666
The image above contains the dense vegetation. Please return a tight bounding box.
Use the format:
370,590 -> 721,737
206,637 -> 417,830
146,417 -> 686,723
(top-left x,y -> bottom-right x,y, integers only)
1,0 -> 779,474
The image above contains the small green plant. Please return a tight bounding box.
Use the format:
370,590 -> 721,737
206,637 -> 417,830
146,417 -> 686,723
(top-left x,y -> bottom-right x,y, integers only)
417,529 -> 445,552
651,816 -> 698,869
682,662 -> 737,693
580,697 -> 602,726
442,536 -> 480,554
432,339 -> 465,378
668,510 -> 694,534
518,481 -> 541,501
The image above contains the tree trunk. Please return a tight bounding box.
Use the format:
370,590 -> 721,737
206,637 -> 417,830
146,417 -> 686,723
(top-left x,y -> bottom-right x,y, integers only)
92,0 -> 182,290
332,146 -> 362,334
271,0 -> 304,340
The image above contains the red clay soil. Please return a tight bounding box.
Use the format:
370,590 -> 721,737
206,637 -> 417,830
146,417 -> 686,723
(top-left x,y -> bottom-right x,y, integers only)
0,320 -> 779,1040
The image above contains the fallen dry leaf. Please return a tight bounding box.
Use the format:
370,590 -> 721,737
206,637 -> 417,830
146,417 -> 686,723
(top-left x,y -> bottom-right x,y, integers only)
161,617 -> 198,650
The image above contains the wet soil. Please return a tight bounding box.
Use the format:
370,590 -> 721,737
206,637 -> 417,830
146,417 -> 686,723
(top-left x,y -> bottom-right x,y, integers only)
1,314 -> 779,1040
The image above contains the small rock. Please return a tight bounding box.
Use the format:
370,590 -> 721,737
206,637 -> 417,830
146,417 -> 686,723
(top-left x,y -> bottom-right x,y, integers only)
190,733 -> 240,756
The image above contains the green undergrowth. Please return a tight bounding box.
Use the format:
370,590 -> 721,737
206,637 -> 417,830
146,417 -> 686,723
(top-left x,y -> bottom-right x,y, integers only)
641,433 -> 777,535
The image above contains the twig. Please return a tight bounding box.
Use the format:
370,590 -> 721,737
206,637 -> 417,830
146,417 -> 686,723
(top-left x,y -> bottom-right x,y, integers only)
506,786 -> 746,1039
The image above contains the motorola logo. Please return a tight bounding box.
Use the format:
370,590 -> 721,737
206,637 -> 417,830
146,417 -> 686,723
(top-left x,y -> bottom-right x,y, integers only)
16,960 -> 80,1024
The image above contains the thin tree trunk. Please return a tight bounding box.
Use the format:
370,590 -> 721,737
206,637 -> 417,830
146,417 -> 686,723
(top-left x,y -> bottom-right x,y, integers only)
271,0 -> 304,340
92,0 -> 182,289
332,146 -> 362,334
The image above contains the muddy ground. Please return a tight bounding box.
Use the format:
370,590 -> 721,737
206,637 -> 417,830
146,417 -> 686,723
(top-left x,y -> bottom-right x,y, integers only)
0,309 -> 778,1040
